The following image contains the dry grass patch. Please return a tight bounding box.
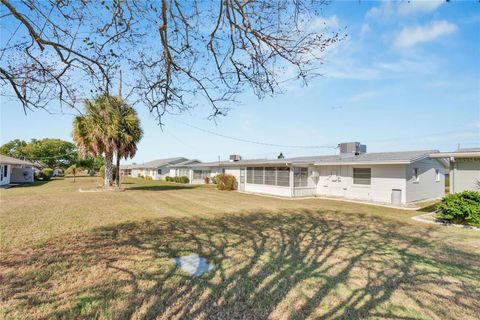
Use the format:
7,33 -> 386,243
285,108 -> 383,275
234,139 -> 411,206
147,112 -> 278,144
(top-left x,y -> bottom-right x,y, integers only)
1,177 -> 479,319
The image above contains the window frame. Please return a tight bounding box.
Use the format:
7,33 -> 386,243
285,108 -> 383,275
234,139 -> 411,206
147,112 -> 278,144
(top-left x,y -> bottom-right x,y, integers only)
353,168 -> 371,185
412,168 -> 419,182
294,167 -> 309,187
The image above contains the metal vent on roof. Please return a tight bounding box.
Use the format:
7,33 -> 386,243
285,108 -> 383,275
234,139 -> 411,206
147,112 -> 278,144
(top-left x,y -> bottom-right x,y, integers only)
338,142 -> 367,155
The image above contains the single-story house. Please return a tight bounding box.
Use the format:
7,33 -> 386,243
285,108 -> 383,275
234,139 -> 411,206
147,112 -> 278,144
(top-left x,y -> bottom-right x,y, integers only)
430,148 -> 480,193
169,142 -> 448,206
120,157 -> 192,180
0,155 -> 35,186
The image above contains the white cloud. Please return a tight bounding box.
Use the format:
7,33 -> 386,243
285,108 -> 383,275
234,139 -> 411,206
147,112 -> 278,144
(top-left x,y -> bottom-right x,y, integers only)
309,15 -> 340,31
397,0 -> 444,16
360,23 -> 371,35
367,0 -> 445,20
393,20 -> 457,48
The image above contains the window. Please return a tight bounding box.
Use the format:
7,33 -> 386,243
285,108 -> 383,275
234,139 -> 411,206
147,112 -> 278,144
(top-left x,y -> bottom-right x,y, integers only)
246,167 -> 290,187
412,168 -> 419,182
435,169 -> 440,182
294,168 -> 308,187
157,169 -> 162,175
3,165 -> 7,177
264,167 -> 276,185
353,168 -> 371,185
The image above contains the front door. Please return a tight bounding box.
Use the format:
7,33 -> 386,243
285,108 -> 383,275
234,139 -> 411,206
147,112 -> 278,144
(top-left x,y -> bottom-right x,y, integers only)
328,166 -> 344,196
239,168 -> 245,191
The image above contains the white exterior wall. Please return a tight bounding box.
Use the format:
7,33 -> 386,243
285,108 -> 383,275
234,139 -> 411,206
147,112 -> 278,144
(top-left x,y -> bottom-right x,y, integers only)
0,164 -> 11,186
225,168 -> 241,182
451,159 -> 480,193
244,183 -> 292,197
315,164 -> 407,204
406,159 -> 445,202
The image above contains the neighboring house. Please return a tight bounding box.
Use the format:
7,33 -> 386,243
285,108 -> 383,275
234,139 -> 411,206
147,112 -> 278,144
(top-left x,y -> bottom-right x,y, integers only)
120,157 -> 190,180
430,148 -> 480,193
170,142 -> 448,206
0,155 -> 35,186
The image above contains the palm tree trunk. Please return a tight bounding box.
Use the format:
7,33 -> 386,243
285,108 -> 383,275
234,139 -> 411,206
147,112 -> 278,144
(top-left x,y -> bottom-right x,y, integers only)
104,152 -> 114,187
115,153 -> 121,188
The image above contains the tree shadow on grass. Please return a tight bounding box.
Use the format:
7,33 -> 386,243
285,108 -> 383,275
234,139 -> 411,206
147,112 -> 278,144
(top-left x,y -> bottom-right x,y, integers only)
125,184 -> 199,191
1,209 -> 479,319
8,180 -> 50,188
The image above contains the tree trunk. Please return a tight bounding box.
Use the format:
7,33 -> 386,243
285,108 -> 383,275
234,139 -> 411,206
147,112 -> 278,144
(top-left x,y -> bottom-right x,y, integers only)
104,152 -> 114,188
115,153 -> 121,188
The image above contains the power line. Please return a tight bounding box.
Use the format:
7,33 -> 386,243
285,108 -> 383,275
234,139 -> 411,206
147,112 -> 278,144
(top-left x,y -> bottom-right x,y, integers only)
171,118 -> 337,149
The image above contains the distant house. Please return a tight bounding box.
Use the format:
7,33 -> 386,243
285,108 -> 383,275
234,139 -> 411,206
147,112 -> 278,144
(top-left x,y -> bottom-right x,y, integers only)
120,157 -> 191,180
169,142 -> 449,206
0,155 -> 35,186
430,148 -> 480,193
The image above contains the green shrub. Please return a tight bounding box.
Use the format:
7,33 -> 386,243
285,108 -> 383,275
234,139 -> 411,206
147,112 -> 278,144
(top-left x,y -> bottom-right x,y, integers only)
145,176 -> 153,180
168,176 -> 189,183
216,174 -> 237,191
179,176 -> 189,184
41,168 -> 54,181
165,176 -> 172,182
437,191 -> 480,226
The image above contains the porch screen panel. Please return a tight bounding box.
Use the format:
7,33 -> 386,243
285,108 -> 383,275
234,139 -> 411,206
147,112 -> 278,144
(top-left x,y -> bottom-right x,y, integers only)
179,169 -> 189,177
247,167 -> 253,183
264,167 -> 276,185
193,170 -> 202,179
277,167 -> 290,186
294,168 -> 308,187
253,168 -> 264,184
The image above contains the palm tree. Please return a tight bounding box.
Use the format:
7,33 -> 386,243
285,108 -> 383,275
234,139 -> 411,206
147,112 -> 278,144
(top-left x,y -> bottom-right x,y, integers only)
73,95 -> 141,188
111,97 -> 143,188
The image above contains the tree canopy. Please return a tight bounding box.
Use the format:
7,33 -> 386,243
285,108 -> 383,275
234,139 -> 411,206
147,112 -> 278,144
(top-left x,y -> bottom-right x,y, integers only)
1,0 -> 343,122
72,94 -> 142,187
0,138 -> 76,168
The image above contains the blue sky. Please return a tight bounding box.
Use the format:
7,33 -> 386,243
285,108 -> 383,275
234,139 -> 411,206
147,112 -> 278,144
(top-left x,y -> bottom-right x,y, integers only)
1,0 -> 479,163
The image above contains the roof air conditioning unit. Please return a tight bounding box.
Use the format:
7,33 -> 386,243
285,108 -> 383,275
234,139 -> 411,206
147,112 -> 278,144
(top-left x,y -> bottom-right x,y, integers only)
229,154 -> 242,162
338,142 -> 367,155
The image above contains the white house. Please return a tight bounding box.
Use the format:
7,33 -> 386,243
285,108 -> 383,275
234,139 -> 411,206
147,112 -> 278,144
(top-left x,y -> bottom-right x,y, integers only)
120,157 -> 193,180
0,155 -> 35,186
430,148 -> 480,193
170,143 -> 448,206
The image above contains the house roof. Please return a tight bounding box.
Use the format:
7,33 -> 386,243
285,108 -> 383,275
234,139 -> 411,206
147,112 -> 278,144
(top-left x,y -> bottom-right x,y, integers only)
172,150 -> 441,168
121,157 -> 188,169
169,159 -> 202,167
312,150 -> 440,165
0,154 -> 33,166
430,148 -> 480,159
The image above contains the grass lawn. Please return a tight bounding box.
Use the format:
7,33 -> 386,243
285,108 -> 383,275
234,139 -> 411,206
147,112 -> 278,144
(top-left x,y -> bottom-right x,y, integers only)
1,177 -> 479,319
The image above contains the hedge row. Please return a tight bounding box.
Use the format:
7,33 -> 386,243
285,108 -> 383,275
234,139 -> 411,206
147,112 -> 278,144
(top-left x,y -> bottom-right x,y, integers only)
165,176 -> 190,184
